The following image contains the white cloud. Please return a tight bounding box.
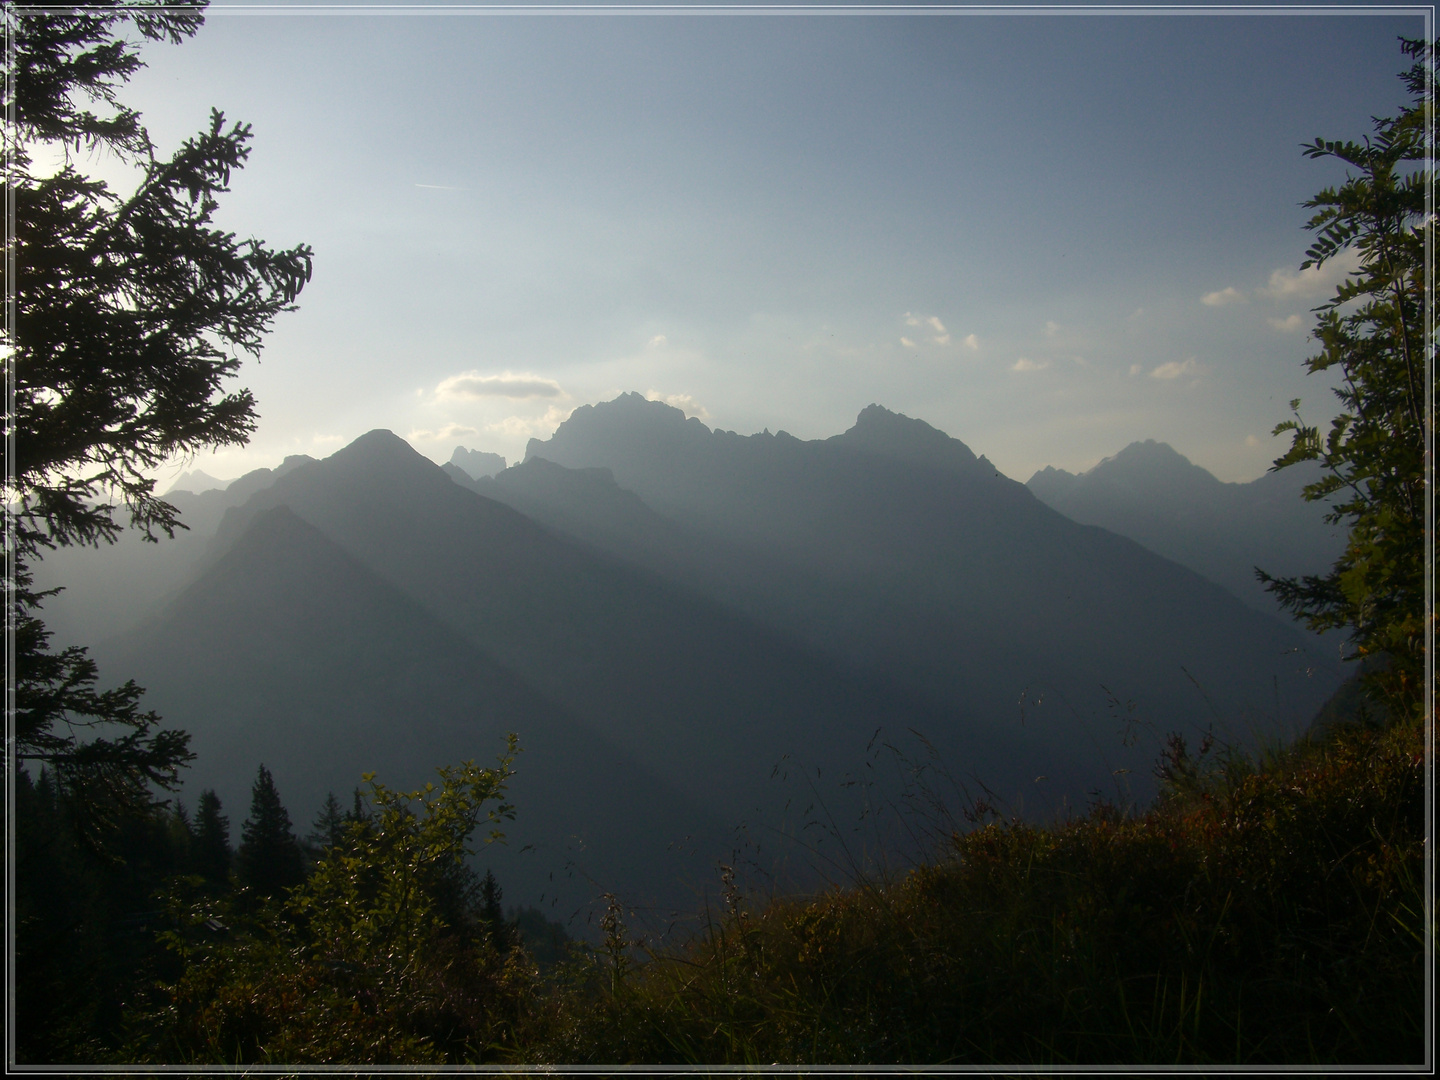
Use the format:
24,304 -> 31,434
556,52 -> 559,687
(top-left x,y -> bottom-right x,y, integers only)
903,313 -> 949,343
485,404 -> 573,441
1043,320 -> 1060,337
1245,434 -> 1261,447
1012,357 -> 1049,372
1129,363 -> 1144,376
962,333 -> 979,350
1267,314 -> 1305,333
306,433 -> 346,448
648,334 -> 668,348
645,390 -> 711,420
407,422 -> 480,442
1201,287 -> 1246,307
436,371 -> 564,400
1150,358 -> 1201,380
1258,249 -> 1361,300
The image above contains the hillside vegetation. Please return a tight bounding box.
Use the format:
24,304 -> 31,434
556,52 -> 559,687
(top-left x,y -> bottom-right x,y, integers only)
23,713 -> 1419,1066
507,718 -> 1425,1067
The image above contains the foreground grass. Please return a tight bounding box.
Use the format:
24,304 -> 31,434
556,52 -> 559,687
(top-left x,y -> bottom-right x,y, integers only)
514,720 -> 1427,1066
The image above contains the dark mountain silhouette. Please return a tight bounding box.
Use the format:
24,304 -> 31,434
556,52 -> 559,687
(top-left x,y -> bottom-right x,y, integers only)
76,399 -> 1347,912
29,454 -> 314,648
103,502 -> 729,918
449,445 -> 506,480
1026,440 -> 1343,617
163,468 -> 228,495
522,395 -> 1340,794
110,429 -> 1001,907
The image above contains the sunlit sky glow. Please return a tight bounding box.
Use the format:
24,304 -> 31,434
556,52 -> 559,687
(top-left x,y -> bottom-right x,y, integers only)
79,3 -> 1428,486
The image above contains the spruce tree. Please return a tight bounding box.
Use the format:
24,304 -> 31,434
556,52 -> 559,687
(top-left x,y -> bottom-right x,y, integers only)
345,787 -> 372,827
4,1 -> 312,851
192,789 -> 232,888
308,791 -> 346,850
235,766 -> 304,897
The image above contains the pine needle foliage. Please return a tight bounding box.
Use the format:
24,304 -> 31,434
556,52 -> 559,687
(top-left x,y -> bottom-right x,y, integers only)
4,0 -> 314,559
4,0 -> 311,852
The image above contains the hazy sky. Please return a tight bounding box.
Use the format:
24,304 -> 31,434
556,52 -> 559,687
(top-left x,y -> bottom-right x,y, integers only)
97,3 -> 1426,485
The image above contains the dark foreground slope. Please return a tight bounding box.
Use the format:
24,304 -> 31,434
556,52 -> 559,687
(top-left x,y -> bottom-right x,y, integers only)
521,395 -> 1339,804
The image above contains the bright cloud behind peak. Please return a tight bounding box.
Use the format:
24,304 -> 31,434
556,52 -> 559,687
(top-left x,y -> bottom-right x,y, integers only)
408,422 -> 480,442
436,372 -> 565,400
646,390 -> 711,420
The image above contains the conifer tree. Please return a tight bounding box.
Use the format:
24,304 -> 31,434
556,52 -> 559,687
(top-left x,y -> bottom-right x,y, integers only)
479,868 -> 510,952
345,787 -> 372,827
235,766 -> 305,897
192,789 -> 232,888
3,1 -> 312,847
308,792 -> 346,850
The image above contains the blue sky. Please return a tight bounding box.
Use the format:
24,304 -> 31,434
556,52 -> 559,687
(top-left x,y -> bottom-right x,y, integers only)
104,3 -> 1428,484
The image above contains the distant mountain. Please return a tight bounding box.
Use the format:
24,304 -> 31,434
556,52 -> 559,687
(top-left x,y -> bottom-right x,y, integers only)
62,400 -> 1345,916
29,454 -> 315,648
1026,440 -> 1344,617
449,445 -> 506,480
523,395 -> 1339,787
105,502 -> 726,919
163,469 -> 229,495
106,429 -> 989,911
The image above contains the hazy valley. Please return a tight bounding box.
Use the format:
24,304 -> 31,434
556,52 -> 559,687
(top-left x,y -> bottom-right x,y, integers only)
33,395 -> 1344,924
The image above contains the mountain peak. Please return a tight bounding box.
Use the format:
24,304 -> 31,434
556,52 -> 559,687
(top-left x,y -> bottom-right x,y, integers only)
327,429 -> 428,468
450,445 -> 507,480
835,404 -> 981,474
526,392 -> 713,466
164,469 -> 229,496
1088,440 -> 1222,493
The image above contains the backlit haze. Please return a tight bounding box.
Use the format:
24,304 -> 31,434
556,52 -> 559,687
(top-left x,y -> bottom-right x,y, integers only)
94,4 -> 1425,487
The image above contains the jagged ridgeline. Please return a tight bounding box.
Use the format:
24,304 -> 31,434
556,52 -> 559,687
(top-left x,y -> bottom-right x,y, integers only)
91,396 -> 1339,918
1027,440 -> 1344,619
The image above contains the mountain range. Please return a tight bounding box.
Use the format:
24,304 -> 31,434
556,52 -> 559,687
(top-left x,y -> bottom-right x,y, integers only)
1027,440 -> 1344,618
36,395 -> 1342,921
